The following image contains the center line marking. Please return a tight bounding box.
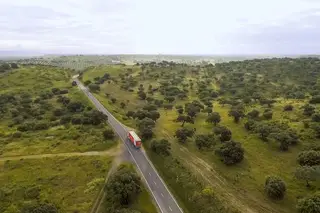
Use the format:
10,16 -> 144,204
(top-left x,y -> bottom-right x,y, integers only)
161,193 -> 164,197
169,206 -> 172,211
153,181 -> 157,186
149,172 -> 151,176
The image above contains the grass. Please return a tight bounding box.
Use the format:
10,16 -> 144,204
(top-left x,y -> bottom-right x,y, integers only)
81,64 -> 320,213
0,155 -> 113,213
0,65 -> 117,157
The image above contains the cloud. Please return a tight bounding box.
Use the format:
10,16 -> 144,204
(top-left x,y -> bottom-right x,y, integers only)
0,0 -> 134,53
0,0 -> 320,54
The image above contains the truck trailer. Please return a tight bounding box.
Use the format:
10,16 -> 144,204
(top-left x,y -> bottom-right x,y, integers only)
127,131 -> 142,148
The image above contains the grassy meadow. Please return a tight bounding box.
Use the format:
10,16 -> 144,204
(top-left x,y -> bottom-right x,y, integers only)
82,60 -> 320,213
0,64 -> 124,213
0,156 -> 113,213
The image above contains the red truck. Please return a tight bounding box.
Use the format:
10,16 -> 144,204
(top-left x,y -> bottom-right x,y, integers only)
128,131 -> 142,148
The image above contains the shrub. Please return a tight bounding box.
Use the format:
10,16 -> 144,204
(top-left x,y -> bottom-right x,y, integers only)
103,129 -> 115,140
53,108 -> 65,116
297,151 -> 320,166
263,111 -> 273,120
60,115 -> 72,124
34,121 -> 50,130
59,89 -> 69,94
247,109 -> 260,119
11,131 -> 22,138
105,164 -> 142,206
195,134 -> 215,150
71,116 -> 83,125
215,141 -> 244,165
21,203 -> 58,213
283,104 -> 293,111
297,194 -> 320,213
67,101 -> 85,113
88,83 -> 100,92
220,127 -> 232,142
151,139 -> 171,156
264,176 -> 286,200
312,113 -> 320,122
24,185 -> 41,199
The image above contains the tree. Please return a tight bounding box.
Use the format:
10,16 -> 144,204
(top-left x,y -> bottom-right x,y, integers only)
138,91 -> 147,100
176,114 -> 194,127
244,119 -> 256,131
84,80 -> 92,86
67,101 -> 85,112
103,129 -> 115,140
105,164 -> 142,206
165,96 -> 175,103
297,194 -> 320,213
120,102 -> 126,109
140,127 -> 153,139
85,110 -> 108,125
143,104 -> 157,112
177,107 -> 184,114
303,104 -> 315,116
111,98 -> 117,103
309,95 -> 320,104
0,63 -> 10,72
203,107 -> 212,115
254,123 -> 273,141
297,151 -> 320,166
149,110 -> 160,121
215,140 -> 244,165
126,111 -> 135,118
264,176 -> 286,200
283,104 -> 293,111
312,113 -> 320,122
137,117 -> 155,130
195,134 -> 215,150
228,109 -> 243,123
175,128 -> 194,143
263,111 -> 273,120
185,105 -> 200,118
10,63 -> 19,69
220,127 -> 232,142
21,203 -> 58,213
88,83 -> 100,92
206,112 -> 221,126
272,131 -> 299,151
247,109 -> 260,119
295,166 -> 320,187
151,139 -> 171,156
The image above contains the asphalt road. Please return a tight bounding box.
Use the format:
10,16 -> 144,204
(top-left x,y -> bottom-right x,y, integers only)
74,78 -> 183,213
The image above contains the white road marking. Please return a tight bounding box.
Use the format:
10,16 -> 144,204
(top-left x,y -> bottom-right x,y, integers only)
76,80 -> 183,213
153,181 -> 157,186
149,172 -> 151,176
161,193 -> 164,197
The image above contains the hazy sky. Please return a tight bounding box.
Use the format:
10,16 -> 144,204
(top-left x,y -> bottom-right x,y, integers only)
1,0 -> 320,54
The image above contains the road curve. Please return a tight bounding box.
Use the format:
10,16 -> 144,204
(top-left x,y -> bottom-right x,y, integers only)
74,78 -> 183,213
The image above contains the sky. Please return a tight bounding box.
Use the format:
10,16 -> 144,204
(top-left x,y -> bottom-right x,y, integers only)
0,0 -> 320,55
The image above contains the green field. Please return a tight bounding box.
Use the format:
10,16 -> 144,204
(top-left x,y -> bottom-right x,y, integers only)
0,65 -> 117,157
0,64 -> 158,213
0,156 -> 112,213
82,59 -> 320,213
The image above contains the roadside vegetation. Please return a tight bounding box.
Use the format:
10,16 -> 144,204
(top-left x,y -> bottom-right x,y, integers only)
0,64 -> 124,213
0,65 -> 116,156
100,163 -> 157,213
0,156 -> 112,213
81,58 -> 320,213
